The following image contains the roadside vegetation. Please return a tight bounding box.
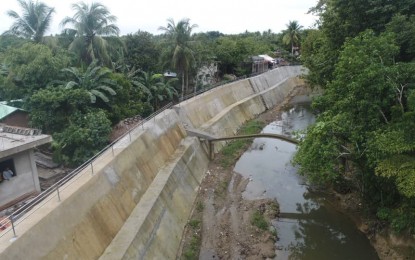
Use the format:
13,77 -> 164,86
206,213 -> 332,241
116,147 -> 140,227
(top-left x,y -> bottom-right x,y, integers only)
0,0 -> 299,167
295,0 -> 415,235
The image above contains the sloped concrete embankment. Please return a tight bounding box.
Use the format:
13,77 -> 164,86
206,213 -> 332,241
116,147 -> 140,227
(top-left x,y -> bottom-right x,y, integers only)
0,66 -> 304,259
174,66 -> 305,151
0,110 -> 209,260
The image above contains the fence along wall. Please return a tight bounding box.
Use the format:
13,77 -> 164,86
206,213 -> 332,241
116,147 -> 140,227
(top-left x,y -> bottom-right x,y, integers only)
0,110 -> 206,260
174,66 -> 304,150
0,66 -> 304,260
173,78 -> 255,129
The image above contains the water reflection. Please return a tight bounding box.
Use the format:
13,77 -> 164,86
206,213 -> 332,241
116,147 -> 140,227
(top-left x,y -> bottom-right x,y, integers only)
234,103 -> 379,260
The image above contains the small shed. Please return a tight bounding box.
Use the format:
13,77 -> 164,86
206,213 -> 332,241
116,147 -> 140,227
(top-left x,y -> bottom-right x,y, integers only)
0,103 -> 29,128
163,71 -> 177,78
0,124 -> 52,210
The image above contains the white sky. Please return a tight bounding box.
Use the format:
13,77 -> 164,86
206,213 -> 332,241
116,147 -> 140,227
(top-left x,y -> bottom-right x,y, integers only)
0,0 -> 318,36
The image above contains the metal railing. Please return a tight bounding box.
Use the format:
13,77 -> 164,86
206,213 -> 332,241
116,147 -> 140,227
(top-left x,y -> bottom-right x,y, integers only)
0,102 -> 174,238
0,66 -> 279,239
178,74 -> 248,103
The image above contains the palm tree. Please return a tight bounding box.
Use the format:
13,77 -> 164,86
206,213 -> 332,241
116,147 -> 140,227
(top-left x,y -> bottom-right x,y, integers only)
60,2 -> 120,65
4,0 -> 54,43
58,60 -> 117,103
159,18 -> 198,99
282,20 -> 303,55
151,76 -> 178,109
136,71 -> 178,110
126,68 -> 152,102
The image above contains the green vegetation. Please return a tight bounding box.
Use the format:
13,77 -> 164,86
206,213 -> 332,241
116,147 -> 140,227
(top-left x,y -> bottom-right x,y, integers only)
282,20 -> 303,55
214,179 -> 229,197
182,235 -> 201,260
0,1 -> 298,168
251,210 -> 268,230
60,2 -> 120,65
295,0 -> 415,234
4,0 -> 55,43
188,219 -> 201,229
159,18 -> 198,99
182,218 -> 202,260
195,201 -> 204,212
219,120 -> 265,167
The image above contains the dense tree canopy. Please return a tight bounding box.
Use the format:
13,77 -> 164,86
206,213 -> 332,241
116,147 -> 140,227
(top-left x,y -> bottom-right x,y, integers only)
0,1 -> 297,169
0,43 -> 70,100
296,0 -> 415,233
57,60 -> 117,104
122,31 -> 161,73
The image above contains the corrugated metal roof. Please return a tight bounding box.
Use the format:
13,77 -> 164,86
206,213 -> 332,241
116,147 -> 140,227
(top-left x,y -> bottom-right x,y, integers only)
0,104 -> 22,120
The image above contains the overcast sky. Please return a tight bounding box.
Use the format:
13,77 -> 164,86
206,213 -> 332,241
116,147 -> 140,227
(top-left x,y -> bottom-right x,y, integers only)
0,0 -> 318,36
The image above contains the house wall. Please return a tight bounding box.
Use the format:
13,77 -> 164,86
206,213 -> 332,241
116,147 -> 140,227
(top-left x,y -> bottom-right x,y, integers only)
0,150 -> 40,210
0,111 -> 29,128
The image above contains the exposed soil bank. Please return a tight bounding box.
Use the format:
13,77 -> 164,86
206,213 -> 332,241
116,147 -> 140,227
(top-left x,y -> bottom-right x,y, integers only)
178,85 -> 308,259
329,190 -> 415,259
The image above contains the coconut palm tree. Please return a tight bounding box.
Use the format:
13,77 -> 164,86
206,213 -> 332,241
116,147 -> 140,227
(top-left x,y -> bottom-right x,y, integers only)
58,60 -> 117,103
4,0 -> 54,43
60,2 -> 120,65
282,20 -> 303,55
159,18 -> 198,99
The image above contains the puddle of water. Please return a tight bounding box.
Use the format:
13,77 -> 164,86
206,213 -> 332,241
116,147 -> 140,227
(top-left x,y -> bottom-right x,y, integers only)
234,103 -> 379,260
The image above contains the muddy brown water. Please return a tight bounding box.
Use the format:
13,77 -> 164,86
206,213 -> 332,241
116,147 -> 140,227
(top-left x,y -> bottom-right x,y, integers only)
234,100 -> 379,259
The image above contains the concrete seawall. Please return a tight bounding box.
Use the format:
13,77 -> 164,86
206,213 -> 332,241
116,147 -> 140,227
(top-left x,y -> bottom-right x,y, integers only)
0,66 -> 305,259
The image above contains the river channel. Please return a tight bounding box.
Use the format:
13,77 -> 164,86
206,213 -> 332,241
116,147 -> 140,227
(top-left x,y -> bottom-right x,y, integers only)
233,99 -> 379,259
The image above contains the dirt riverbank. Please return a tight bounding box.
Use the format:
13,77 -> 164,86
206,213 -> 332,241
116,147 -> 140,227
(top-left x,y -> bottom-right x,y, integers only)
178,84 -> 412,259
178,85 -> 309,259
329,189 -> 414,259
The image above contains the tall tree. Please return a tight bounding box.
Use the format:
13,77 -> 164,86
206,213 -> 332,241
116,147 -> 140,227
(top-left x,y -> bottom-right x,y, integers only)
302,0 -> 415,88
122,31 -> 161,73
60,2 -> 120,65
4,0 -> 54,43
57,60 -> 117,104
282,20 -> 303,55
158,18 -> 198,99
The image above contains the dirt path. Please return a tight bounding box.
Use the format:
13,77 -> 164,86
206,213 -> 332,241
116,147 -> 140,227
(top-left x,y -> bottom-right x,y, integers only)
178,85 -> 309,259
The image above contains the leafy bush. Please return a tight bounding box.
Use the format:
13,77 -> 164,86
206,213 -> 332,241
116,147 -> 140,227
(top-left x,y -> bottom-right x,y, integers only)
52,109 -> 112,166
